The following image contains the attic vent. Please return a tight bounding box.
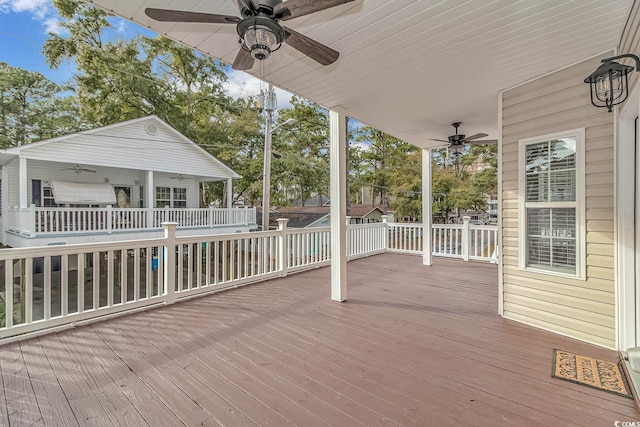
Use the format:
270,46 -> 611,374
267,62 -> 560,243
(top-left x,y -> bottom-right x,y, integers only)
145,122 -> 158,135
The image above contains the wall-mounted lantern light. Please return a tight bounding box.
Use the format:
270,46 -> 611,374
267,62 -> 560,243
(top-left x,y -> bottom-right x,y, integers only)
584,54 -> 640,112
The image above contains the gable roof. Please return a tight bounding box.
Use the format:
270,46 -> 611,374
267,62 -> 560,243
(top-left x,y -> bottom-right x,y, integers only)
347,205 -> 386,218
0,116 -> 240,180
259,205 -> 387,228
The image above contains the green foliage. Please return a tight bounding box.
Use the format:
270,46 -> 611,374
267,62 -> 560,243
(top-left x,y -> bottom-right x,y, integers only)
271,97 -> 330,206
351,126 -> 416,211
44,0 -> 228,132
0,62 -> 84,147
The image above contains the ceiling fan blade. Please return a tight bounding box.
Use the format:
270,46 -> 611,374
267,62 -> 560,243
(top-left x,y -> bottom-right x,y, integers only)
275,0 -> 357,21
283,26 -> 338,66
145,8 -> 240,24
232,48 -> 255,70
467,139 -> 498,145
464,133 -> 488,141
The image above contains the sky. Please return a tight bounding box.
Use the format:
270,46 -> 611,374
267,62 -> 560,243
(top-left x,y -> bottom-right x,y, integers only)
0,0 -> 294,109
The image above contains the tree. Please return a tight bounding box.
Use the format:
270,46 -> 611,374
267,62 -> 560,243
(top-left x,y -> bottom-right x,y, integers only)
43,0 -> 255,208
270,97 -> 330,206
44,0 -> 228,134
0,62 -> 83,147
352,126 -> 416,211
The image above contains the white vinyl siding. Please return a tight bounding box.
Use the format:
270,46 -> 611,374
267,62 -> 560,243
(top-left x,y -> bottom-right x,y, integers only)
7,117 -> 238,179
518,129 -> 584,278
501,55 -> 615,349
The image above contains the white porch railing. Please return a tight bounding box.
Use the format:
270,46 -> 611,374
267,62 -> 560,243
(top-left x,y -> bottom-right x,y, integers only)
6,206 -> 256,236
0,219 -> 497,340
388,218 -> 498,261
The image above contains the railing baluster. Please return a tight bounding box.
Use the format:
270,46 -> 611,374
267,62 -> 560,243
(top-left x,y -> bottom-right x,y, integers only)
5,260 -> 13,328
43,256 -> 51,320
61,255 -> 68,317
25,258 -> 33,324
107,251 -> 114,307
93,252 -> 100,310
214,241 -> 219,285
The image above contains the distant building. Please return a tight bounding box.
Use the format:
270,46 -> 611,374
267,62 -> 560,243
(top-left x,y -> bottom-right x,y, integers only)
258,204 -> 388,229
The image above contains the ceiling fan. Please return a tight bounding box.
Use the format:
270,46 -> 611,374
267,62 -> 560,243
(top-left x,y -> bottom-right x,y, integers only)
144,0 -> 356,70
61,164 -> 96,174
429,122 -> 497,156
170,174 -> 193,182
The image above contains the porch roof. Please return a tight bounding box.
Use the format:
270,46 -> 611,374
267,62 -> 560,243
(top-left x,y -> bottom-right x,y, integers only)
87,0 -> 632,148
2,254 -> 635,424
0,116 -> 241,180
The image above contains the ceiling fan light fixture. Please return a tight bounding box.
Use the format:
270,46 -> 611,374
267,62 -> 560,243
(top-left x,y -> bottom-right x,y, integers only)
237,17 -> 284,61
449,144 -> 463,156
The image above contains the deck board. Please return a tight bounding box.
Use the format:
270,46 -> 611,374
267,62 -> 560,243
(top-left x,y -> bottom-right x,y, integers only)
18,339 -> 78,426
1,253 -> 636,426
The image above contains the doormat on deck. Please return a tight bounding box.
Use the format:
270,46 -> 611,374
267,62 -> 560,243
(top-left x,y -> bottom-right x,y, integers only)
552,349 -> 632,398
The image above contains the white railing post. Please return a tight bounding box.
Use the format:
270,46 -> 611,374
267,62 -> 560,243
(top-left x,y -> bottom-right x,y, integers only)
277,218 -> 289,276
106,205 -> 113,234
345,216 -> 351,256
381,215 -> 389,251
462,216 -> 470,261
209,205 -> 214,228
163,222 -> 178,304
28,204 -> 36,237
146,207 -> 154,229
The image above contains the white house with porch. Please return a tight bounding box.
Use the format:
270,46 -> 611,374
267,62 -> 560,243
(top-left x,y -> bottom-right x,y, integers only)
0,115 -> 256,247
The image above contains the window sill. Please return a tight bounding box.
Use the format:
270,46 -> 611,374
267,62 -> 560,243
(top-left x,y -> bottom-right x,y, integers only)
520,265 -> 585,281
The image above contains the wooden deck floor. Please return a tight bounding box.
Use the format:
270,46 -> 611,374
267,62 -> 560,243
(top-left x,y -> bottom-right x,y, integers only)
0,253 -> 636,426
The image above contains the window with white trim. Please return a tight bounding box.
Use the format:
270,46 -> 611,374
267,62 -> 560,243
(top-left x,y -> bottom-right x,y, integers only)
518,129 -> 585,278
155,186 -> 187,208
43,184 -> 58,207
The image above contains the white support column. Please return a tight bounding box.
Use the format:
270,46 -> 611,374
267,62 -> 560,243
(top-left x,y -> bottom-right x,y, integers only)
422,148 -> 432,266
330,108 -> 348,302
226,178 -> 233,209
19,157 -> 27,208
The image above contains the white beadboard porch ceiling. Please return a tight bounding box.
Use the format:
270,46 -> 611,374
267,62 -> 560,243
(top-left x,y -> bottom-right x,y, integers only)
88,0 -> 632,147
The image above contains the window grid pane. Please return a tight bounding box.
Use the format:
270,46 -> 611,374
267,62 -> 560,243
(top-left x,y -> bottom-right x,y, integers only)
173,188 -> 187,208
525,139 -> 576,203
156,187 -> 171,208
527,208 -> 576,274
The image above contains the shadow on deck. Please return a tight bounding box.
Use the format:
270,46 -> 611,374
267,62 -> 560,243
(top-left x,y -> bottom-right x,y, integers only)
0,253 -> 636,426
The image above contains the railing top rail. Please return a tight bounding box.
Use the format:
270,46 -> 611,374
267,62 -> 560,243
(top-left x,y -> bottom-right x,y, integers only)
284,226 -> 331,235
347,223 -> 387,230
16,206 -> 254,212
469,224 -> 499,230
0,237 -> 167,259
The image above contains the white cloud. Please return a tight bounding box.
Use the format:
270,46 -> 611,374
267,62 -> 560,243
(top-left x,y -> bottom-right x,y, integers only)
113,18 -> 128,34
43,16 -> 63,35
0,0 -> 58,32
3,0 -> 51,17
224,68 -> 294,111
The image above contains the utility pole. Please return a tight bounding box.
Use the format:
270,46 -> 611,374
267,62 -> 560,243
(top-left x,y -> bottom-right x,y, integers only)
260,86 -> 294,231
261,84 -> 275,231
